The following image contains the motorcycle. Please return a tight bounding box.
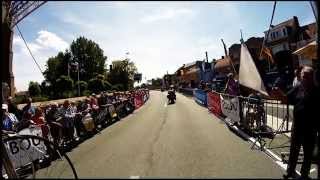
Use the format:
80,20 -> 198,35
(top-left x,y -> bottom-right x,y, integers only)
167,90 -> 176,104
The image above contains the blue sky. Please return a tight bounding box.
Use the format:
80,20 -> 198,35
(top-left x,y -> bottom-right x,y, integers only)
13,1 -> 316,91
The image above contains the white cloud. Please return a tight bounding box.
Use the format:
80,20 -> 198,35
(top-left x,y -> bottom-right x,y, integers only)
13,30 -> 69,91
140,8 -> 193,23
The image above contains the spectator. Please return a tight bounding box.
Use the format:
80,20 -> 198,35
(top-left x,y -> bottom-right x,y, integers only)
282,66 -> 319,179
2,104 -> 19,133
224,73 -> 239,96
70,101 -> 80,141
59,100 -> 75,144
292,67 -> 302,88
32,107 -> 45,125
7,96 -> 21,120
22,97 -> 35,117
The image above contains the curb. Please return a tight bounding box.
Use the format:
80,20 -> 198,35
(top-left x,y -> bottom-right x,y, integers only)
219,117 -> 302,176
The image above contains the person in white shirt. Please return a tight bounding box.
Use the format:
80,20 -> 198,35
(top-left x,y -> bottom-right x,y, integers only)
2,104 -> 19,132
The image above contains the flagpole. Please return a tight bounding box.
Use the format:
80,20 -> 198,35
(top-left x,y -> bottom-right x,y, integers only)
259,1 -> 277,72
221,38 -> 237,75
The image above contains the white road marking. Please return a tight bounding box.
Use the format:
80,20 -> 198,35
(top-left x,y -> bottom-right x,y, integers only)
130,176 -> 140,179
164,103 -> 167,107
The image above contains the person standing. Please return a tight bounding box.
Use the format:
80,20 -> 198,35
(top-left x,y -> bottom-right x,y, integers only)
280,66 -> 319,179
224,73 -> 240,96
292,67 -> 302,88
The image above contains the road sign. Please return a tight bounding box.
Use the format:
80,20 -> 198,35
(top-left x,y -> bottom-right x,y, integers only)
134,73 -> 142,81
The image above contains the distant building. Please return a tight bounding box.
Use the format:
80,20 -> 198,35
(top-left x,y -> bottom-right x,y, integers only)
264,16 -> 300,54
263,16 -> 317,90
175,61 -> 213,88
163,74 -> 177,89
295,22 -> 317,66
215,37 -> 264,77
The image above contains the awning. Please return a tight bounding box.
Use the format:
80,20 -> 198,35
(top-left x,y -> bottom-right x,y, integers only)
293,40 -> 317,60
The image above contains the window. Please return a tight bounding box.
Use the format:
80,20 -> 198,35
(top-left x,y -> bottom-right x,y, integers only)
283,28 -> 286,36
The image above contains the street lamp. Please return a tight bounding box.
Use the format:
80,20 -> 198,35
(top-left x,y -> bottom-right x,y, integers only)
71,54 -> 80,97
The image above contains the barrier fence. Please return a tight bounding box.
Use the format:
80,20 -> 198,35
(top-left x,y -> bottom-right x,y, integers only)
183,89 -> 292,137
193,89 -> 208,106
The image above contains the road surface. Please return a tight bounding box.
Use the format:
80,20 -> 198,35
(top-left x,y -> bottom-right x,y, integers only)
52,90 -> 285,178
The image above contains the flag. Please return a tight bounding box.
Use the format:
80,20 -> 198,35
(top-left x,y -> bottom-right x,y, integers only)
239,43 -> 269,96
260,46 -> 274,63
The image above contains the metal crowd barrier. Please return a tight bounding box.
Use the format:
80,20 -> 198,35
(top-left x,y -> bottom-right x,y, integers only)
206,90 -> 292,137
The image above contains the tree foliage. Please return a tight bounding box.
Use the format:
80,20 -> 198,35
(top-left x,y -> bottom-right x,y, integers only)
56,75 -> 74,97
70,36 -> 107,82
108,59 -> 137,90
75,81 -> 88,92
42,36 -> 108,98
88,74 -> 111,93
28,81 -> 41,97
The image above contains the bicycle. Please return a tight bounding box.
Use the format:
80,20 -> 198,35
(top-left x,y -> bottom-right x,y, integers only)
2,133 -> 78,179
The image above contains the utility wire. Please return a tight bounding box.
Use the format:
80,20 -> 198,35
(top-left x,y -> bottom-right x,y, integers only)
259,1 -> 277,59
16,24 -> 45,77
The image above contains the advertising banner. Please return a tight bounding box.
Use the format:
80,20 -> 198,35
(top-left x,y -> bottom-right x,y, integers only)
220,94 -> 240,123
193,89 -> 207,106
207,91 -> 222,116
4,127 -> 47,169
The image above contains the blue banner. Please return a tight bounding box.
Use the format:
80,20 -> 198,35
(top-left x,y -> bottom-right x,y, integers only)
193,89 -> 207,106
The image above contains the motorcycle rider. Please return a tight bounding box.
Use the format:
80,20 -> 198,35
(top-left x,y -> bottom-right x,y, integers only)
167,85 -> 176,104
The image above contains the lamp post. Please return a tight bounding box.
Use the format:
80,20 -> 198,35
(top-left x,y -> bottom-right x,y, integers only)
71,54 -> 80,97
74,61 -> 80,97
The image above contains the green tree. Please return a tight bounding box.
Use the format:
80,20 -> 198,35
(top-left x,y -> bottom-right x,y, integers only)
151,78 -> 162,87
56,75 -> 74,98
42,36 -> 108,99
88,74 -> 111,93
70,36 -> 107,82
75,81 -> 88,91
28,81 -> 41,97
108,59 -> 137,90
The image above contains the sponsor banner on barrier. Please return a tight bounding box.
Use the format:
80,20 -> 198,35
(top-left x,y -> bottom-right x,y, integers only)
193,89 -> 207,106
220,95 -> 240,123
134,95 -> 143,109
5,127 -> 47,169
207,91 -> 222,116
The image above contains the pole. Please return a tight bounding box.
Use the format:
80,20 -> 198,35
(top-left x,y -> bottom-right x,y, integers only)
68,62 -> 70,77
77,65 -> 80,97
205,51 -> 208,63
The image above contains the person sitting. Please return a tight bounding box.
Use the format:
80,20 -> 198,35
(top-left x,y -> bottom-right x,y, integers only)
32,107 -> 46,125
59,100 -> 75,144
7,96 -> 22,120
2,104 -> 19,133
22,97 -> 36,117
32,107 -> 50,139
45,102 -> 62,145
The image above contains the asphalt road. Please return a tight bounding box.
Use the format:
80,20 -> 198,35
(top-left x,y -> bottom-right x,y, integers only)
46,90 -> 286,178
